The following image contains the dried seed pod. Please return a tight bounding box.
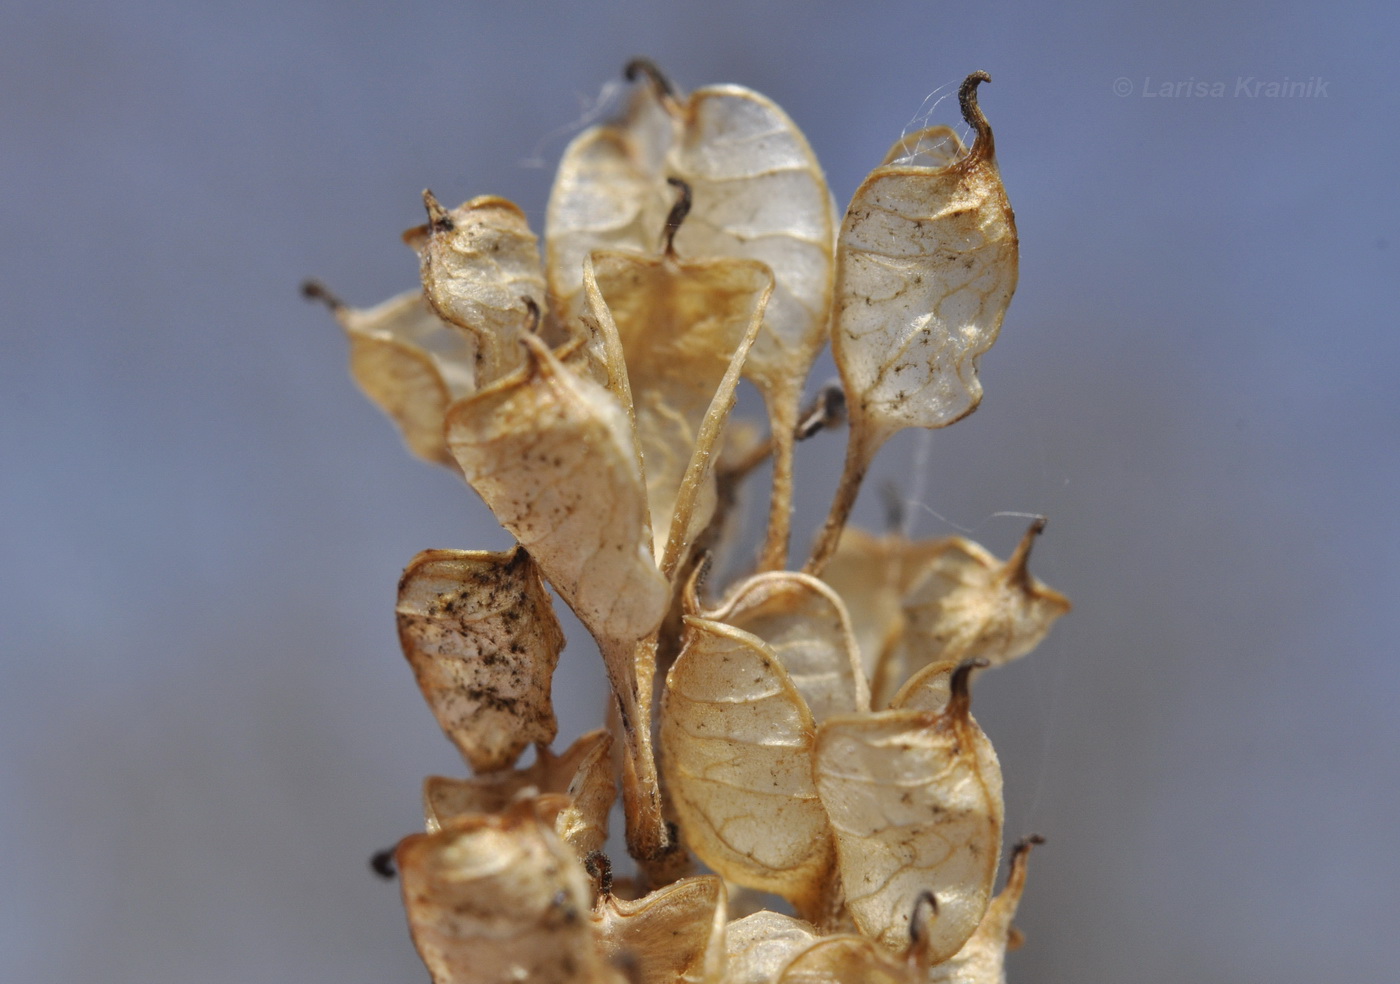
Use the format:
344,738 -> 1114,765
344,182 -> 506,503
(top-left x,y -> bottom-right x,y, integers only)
661,615 -> 833,915
818,528 -> 962,707
396,801 -> 611,984
808,73 -> 1018,574
887,519 -> 1070,701
444,334 -> 671,865
423,730 -> 615,858
412,193 -> 548,383
583,247 -> 773,573
707,571 -> 870,721
926,837 -> 1042,984
445,335 -> 668,658
775,935 -> 919,984
722,911 -> 821,984
591,875 -> 726,984
813,665 -> 1004,961
397,546 -> 564,773
548,63 -> 837,569
306,285 -> 477,466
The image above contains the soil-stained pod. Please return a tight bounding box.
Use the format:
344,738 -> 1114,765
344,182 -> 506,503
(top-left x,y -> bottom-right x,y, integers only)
423,730 -> 615,858
305,284 -> 477,467
397,546 -> 564,773
591,875 -> 726,984
396,801 -> 612,984
808,73 -> 1018,574
413,193 -> 549,383
813,663 -> 1003,962
708,571 -> 869,722
926,837 -> 1042,984
661,614 -> 834,916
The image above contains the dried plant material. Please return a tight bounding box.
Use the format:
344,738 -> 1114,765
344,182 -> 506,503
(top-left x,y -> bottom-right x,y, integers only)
423,730 -> 615,857
305,284 -> 477,466
708,571 -> 869,722
813,664 -> 1004,961
592,875 -> 726,984
722,911 -> 820,984
661,615 -> 833,915
445,334 -> 667,656
927,837 -> 1041,984
444,334 -> 674,868
548,61 -> 836,570
414,193 -> 548,383
585,247 -> 773,571
888,519 -> 1070,695
885,658 -> 961,714
807,73 -> 1018,574
774,935 -> 918,984
318,61 -> 1070,984
396,802 -> 610,984
397,546 -> 564,773
546,82 -> 675,326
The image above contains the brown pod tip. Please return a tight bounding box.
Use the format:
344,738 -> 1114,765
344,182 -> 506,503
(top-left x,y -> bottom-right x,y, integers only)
958,71 -> 995,162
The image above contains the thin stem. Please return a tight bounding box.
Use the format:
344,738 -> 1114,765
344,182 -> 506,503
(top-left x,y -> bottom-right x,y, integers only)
802,416 -> 879,577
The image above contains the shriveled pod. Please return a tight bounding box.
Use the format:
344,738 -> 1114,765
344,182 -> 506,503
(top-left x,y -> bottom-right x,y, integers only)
423,730 -> 615,858
927,837 -> 1042,984
808,73 -> 1019,574
591,875 -> 726,984
549,60 -> 837,569
303,284 -> 477,467
885,519 -> 1070,706
410,192 -> 549,382
813,663 -> 1004,962
396,800 -> 613,984
660,612 -> 833,917
722,911 -> 821,984
583,237 -> 773,574
397,546 -> 563,773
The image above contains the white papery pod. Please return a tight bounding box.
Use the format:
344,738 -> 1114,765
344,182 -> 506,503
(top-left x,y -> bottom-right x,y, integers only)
813,664 -> 1003,961
927,837 -> 1040,984
311,286 -> 477,467
413,193 -> 549,383
708,571 -> 869,721
423,730 -> 615,858
721,911 -> 820,984
831,73 -> 1017,451
397,801 -> 612,984
591,875 -> 726,984
397,546 -> 563,773
661,614 -> 833,916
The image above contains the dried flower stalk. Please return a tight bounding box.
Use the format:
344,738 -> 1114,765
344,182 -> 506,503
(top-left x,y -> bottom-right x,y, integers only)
308,59 -> 1068,984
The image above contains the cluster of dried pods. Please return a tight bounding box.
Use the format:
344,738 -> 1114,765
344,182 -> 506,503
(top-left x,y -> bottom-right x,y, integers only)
307,59 -> 1069,984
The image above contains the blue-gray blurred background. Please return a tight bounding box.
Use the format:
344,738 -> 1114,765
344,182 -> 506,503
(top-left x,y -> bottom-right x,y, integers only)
3,2 -> 1396,981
